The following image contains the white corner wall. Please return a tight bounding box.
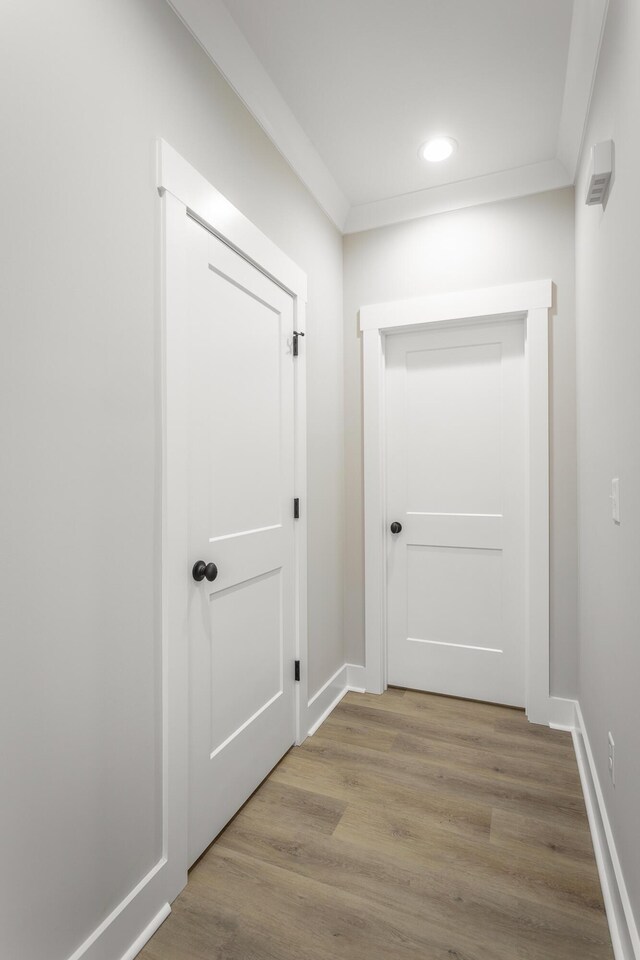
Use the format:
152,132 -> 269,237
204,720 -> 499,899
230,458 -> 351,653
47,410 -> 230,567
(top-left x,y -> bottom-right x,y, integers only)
343,187 -> 578,698
574,0 -> 640,949
0,3 -> 344,959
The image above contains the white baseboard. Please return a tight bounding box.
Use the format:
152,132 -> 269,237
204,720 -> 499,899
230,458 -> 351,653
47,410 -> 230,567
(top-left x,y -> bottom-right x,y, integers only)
305,662 -> 367,738
527,694 -> 577,728
573,702 -> 639,960
306,664 -> 349,737
346,662 -> 366,692
547,695 -> 579,729
121,904 -> 170,960
64,857 -> 176,960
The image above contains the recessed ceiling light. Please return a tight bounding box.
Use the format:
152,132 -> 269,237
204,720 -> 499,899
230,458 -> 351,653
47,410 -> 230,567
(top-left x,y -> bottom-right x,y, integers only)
420,137 -> 457,162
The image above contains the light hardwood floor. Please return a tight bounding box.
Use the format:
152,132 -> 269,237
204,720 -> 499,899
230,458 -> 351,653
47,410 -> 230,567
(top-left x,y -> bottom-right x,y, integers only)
140,688 -> 613,960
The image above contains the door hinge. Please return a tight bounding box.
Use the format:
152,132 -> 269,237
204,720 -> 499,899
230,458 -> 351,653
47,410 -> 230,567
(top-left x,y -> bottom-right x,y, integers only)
293,497 -> 300,519
293,330 -> 305,357
294,660 -> 301,682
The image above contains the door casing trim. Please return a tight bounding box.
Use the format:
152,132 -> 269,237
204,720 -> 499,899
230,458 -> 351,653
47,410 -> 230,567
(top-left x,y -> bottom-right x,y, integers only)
158,139 -> 309,896
360,279 -> 560,725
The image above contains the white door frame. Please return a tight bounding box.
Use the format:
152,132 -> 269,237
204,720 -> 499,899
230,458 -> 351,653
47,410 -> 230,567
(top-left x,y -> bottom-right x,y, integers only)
157,139 -> 309,893
361,279 -> 571,727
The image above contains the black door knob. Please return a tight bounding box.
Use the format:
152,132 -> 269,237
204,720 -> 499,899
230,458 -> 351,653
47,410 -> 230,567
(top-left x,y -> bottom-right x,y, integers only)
192,560 -> 218,582
390,522 -> 403,534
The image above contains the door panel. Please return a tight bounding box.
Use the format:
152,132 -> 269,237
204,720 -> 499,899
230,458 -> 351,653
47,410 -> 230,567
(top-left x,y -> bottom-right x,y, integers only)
406,342 -> 503,515
208,569 -> 283,756
407,545 -> 502,649
386,319 -> 525,707
187,219 -> 296,865
189,261 -> 284,539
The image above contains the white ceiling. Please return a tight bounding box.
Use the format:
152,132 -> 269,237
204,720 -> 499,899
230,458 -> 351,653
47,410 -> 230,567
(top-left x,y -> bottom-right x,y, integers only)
169,0 -> 609,232
222,0 -> 572,204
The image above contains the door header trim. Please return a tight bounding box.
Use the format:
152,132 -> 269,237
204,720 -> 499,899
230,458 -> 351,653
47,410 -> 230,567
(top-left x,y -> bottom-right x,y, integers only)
359,279 -> 552,332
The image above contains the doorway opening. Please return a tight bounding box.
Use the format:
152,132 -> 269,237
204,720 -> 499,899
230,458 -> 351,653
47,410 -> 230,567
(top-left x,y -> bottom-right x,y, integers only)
360,281 -> 572,727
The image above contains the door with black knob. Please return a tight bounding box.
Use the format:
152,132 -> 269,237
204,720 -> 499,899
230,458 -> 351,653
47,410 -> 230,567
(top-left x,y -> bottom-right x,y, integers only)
187,219 -> 296,865
385,318 -> 526,707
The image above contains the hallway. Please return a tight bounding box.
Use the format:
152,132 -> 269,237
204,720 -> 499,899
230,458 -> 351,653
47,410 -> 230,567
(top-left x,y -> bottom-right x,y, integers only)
140,689 -> 612,960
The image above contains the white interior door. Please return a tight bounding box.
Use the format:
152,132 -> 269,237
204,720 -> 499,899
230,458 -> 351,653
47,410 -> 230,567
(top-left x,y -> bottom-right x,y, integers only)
186,217 -> 296,865
385,318 -> 526,707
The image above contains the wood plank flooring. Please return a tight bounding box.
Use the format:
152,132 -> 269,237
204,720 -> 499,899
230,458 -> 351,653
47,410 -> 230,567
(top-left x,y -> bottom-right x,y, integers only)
140,688 -> 613,960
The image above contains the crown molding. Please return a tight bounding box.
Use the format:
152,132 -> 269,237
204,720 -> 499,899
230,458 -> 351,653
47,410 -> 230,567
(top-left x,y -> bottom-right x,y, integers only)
166,0 -> 350,231
556,0 -> 610,180
344,159 -> 571,234
167,0 -> 608,236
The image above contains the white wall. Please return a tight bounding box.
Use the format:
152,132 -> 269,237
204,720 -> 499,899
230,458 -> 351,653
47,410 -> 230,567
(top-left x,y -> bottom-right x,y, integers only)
343,188 -> 577,696
575,0 -> 640,935
0,3 -> 344,959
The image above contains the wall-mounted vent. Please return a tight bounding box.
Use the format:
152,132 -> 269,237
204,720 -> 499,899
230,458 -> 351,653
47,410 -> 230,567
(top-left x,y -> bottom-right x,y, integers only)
586,140 -> 613,206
